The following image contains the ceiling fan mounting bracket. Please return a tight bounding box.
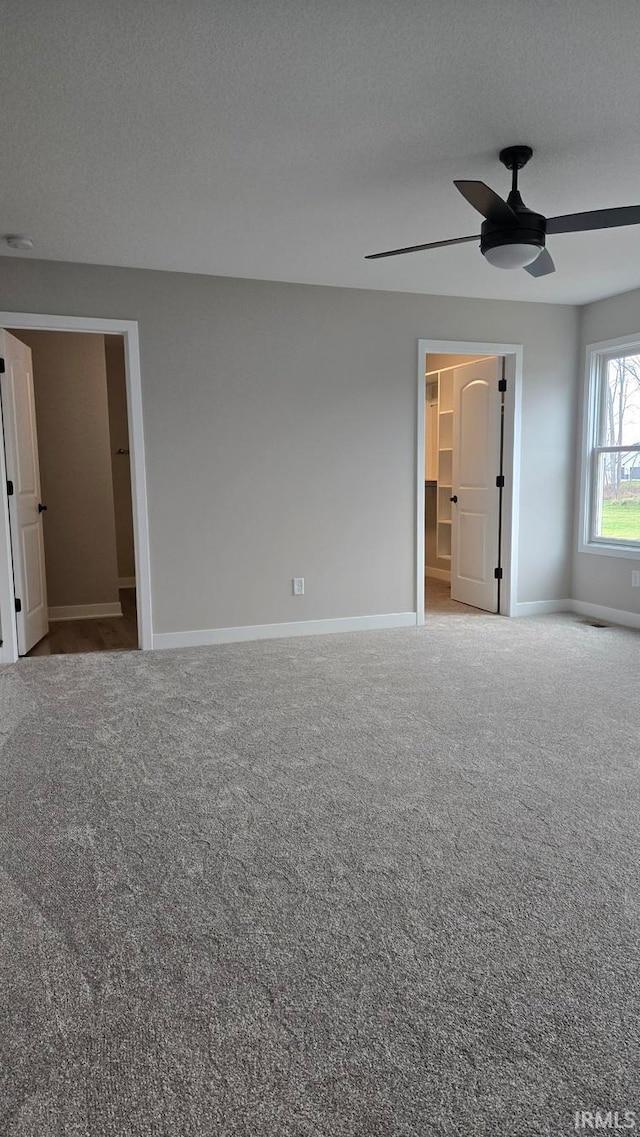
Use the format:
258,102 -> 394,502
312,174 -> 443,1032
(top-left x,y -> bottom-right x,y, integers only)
499,145 -> 533,172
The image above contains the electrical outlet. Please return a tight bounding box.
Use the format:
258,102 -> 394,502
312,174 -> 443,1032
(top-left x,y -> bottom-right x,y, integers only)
632,570 -> 640,588
292,577 -> 304,596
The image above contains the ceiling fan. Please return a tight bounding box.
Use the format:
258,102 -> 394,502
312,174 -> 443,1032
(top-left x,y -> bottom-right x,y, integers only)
365,145 -> 640,277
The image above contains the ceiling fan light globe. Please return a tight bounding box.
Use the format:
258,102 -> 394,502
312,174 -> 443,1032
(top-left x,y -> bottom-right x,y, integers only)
483,242 -> 541,269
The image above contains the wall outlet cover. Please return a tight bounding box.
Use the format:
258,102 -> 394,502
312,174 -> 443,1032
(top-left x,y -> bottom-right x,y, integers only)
292,577 -> 304,595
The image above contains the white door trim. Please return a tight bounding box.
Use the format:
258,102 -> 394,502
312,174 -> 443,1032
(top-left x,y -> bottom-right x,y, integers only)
416,338 -> 523,623
0,313 -> 152,662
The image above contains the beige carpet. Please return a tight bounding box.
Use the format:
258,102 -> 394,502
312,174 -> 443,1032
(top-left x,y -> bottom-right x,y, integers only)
1,611 -> 639,1136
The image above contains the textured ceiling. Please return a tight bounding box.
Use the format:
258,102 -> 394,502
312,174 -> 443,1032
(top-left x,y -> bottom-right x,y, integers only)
3,0 -> 640,304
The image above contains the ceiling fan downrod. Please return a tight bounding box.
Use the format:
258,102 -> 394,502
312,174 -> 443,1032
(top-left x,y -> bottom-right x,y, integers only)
500,144 -> 533,210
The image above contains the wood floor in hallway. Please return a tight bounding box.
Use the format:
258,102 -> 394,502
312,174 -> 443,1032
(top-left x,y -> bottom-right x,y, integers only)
27,589 -> 138,656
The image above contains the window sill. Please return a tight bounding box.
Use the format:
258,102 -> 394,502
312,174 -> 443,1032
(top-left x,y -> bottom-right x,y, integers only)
578,540 -> 640,560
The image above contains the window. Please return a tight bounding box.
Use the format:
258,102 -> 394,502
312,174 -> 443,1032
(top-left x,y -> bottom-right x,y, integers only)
581,342 -> 640,555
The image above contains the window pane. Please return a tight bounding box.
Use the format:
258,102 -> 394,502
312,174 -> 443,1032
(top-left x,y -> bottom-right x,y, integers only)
603,356 -> 640,446
594,450 -> 640,542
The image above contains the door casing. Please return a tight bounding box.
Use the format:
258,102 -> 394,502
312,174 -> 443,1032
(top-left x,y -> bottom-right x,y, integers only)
0,313 -> 152,663
416,338 -> 523,622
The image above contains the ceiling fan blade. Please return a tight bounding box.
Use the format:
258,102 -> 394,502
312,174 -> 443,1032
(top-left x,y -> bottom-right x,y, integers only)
524,247 -> 555,277
546,205 -> 640,235
365,234 -> 479,260
454,180 -> 518,225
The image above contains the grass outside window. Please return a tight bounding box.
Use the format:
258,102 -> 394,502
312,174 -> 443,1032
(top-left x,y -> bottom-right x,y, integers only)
599,496 -> 640,541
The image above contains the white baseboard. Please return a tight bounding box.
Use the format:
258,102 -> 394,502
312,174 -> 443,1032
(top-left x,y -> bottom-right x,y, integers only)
48,601 -> 123,622
118,576 -> 136,589
152,611 -> 417,650
510,597 -> 640,629
568,599 -> 640,630
511,599 -> 573,617
425,567 -> 451,582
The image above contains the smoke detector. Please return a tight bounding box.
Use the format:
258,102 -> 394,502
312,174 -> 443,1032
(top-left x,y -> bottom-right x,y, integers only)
5,234 -> 34,251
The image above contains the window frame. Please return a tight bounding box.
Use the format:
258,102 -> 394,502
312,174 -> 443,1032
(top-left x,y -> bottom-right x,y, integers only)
579,335 -> 640,559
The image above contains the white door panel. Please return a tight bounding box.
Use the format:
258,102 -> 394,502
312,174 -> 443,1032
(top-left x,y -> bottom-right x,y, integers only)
23,523 -> 46,611
0,330 -> 49,654
457,511 -> 486,583
451,358 -> 501,611
458,382 -> 492,487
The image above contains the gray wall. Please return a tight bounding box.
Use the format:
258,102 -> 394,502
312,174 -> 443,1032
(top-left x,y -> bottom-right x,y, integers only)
575,288 -> 640,614
10,329 -> 120,610
0,257 -> 579,635
426,353 -> 489,372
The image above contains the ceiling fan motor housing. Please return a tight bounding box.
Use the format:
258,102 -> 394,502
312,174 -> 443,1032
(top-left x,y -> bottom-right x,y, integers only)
480,207 -> 546,263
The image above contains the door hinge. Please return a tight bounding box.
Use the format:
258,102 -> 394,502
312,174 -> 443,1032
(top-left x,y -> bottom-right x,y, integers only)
498,377 -> 507,393
0,357 -> 5,375
495,474 -> 504,488
494,567 -> 503,580
6,479 -> 13,496
14,597 -> 22,613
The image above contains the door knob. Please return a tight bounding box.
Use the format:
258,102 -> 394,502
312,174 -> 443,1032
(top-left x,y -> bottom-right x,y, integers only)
37,503 -> 48,513
449,495 -> 458,503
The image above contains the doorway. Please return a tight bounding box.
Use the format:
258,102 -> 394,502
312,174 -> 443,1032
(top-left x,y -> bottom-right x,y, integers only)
0,315 -> 152,663
416,339 -> 522,623
425,353 -> 501,614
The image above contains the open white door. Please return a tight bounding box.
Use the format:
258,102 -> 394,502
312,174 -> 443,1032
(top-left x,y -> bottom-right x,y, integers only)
450,357 -> 502,612
0,330 -> 49,653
